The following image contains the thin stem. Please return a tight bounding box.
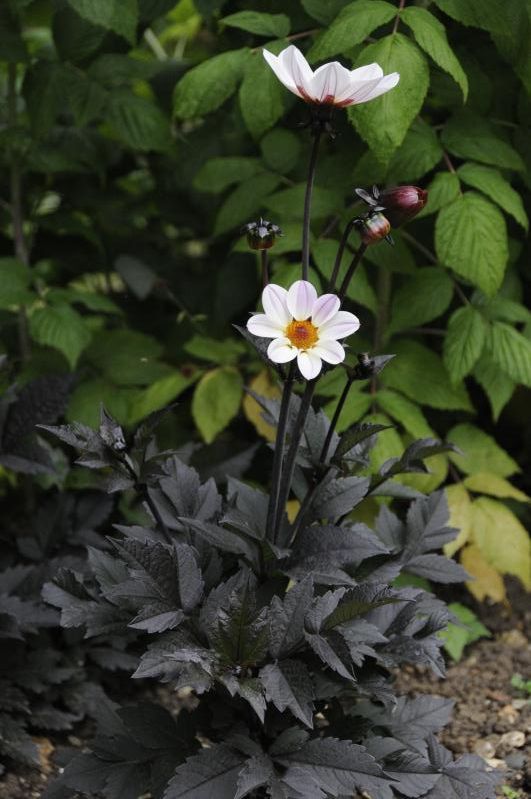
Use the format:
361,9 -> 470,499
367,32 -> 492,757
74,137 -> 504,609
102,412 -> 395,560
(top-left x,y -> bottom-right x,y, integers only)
122,454 -> 172,543
392,0 -> 406,34
273,379 -> 316,542
302,132 -> 321,281
319,374 -> 354,464
266,365 -> 295,542
328,219 -> 357,292
443,151 -> 457,174
337,243 -> 367,301
410,327 -> 446,336
261,249 -> 269,289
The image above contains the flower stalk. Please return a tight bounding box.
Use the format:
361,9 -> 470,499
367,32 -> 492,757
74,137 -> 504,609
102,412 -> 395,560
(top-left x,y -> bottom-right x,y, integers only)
301,130 -> 321,281
265,364 -> 295,542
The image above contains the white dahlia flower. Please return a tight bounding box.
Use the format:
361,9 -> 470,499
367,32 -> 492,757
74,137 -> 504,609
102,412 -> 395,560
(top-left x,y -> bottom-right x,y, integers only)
247,280 -> 360,380
263,45 -> 399,107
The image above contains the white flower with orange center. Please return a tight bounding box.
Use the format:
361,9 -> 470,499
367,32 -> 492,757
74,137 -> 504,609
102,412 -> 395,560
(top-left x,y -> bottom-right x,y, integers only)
263,45 -> 399,107
247,280 -> 360,380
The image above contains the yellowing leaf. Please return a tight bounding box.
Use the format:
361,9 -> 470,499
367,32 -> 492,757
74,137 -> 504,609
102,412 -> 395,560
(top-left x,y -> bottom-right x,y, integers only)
243,370 -> 280,442
463,473 -> 530,503
401,452 -> 448,493
471,497 -> 531,589
286,500 -> 300,524
444,483 -> 472,557
460,544 -> 506,603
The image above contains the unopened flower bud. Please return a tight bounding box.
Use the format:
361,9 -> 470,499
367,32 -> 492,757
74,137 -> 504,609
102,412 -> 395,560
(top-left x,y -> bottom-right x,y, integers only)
242,218 -> 282,250
379,185 -> 428,227
358,212 -> 391,245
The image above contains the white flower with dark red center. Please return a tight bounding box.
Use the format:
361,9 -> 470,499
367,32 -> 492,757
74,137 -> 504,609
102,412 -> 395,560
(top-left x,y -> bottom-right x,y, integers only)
247,280 -> 360,380
263,45 -> 399,107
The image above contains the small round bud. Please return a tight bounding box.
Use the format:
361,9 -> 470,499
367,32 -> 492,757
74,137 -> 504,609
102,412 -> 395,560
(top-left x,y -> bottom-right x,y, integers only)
379,185 -> 428,227
358,212 -> 391,245
242,218 -> 282,250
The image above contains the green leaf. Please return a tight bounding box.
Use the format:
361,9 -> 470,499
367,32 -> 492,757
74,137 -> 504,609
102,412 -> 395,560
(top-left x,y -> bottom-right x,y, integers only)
416,172 -> 461,218
239,49 -> 285,139
0,258 -> 34,308
382,339 -> 472,411
52,7 -> 106,62
128,372 -> 195,425
184,335 -> 245,364
442,111 -> 525,172
22,62 -> 65,137
105,91 -> 171,152
307,0 -> 396,61
471,497 -> 531,589
193,157 -> 262,193
376,390 -> 434,438
401,6 -> 468,98
348,33 -> 429,164
388,267 -> 453,334
440,602 -> 490,662
448,423 -> 519,478
86,329 -> 167,386
473,353 -> 515,421
221,11 -> 290,38
173,48 -> 249,120
457,163 -> 528,230
485,321 -> 531,388
432,0 -> 508,33
386,119 -> 444,183
443,306 -> 487,383
0,5 -> 28,61
192,367 -> 243,443
67,379 -> 136,427
66,0 -> 139,44
214,172 -> 281,235
463,473 -> 529,503
29,304 -> 92,369
435,192 -> 508,296
264,184 -> 342,221
260,129 -> 301,174
312,239 -> 376,312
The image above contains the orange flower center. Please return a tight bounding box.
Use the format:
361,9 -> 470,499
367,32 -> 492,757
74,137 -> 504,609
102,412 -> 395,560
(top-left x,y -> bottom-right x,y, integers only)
285,319 -> 318,350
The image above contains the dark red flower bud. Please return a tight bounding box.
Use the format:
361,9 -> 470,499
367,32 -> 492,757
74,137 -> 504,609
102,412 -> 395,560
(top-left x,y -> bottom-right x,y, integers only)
379,185 -> 428,227
242,218 -> 282,250
359,212 -> 391,245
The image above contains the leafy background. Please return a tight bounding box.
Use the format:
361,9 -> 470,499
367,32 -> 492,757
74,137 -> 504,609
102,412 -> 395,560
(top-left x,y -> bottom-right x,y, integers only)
1,0 -> 530,606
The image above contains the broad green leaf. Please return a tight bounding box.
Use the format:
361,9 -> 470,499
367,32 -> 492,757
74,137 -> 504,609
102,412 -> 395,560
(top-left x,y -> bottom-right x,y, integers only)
444,483 -> 472,557
471,497 -> 531,589
442,112 -> 525,172
486,321 -> 531,388
301,0 -> 351,25
67,379 -> 136,427
382,339 -> 472,411
457,163 -> 528,230
402,6 -> 468,98
366,412 -> 403,474
460,544 -> 506,603
265,184 -> 342,221
22,62 -> 65,137
349,34 -> 429,163
85,329 -> 167,386
435,192 -> 508,296
388,267 -> 453,333
214,172 -> 281,235
105,91 -> 172,152
324,387 -> 372,431
52,7 -> 107,62
307,0 -> 396,61
376,390 -> 434,438
29,304 -> 92,369
67,0 -> 139,44
473,353 -> 515,421
416,172 -> 461,218
173,48 -> 249,119
184,335 -> 245,364
312,239 -> 376,312
64,68 -> 108,127
441,602 -> 490,662
0,5 -> 28,61
192,366 -> 243,443
483,297 -> 531,325
221,11 -> 290,38
239,50 -> 285,139
443,306 -> 487,383
432,0 -> 509,33
260,129 -> 301,174
194,157 -> 262,193
490,0 -> 531,96
448,423 -> 519,478
128,372 -> 195,425
242,370 -> 281,442
364,233 -> 415,274
0,258 -> 34,308
386,119 -> 444,183
463,473 -> 530,503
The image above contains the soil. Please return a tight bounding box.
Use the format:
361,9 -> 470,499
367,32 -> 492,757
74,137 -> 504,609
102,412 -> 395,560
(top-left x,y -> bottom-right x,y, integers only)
1,585 -> 529,799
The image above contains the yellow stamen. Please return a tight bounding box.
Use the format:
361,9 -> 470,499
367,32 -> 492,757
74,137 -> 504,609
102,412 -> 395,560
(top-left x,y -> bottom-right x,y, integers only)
285,319 -> 318,350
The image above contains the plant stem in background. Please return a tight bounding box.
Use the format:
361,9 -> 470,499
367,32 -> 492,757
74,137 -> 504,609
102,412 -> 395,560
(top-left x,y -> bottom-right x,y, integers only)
261,249 -> 269,288
373,266 -> 392,352
338,243 -> 367,301
273,379 -> 316,542
328,218 -> 357,291
319,372 -> 355,464
301,131 -> 321,281
7,63 -> 30,363
266,364 -> 295,542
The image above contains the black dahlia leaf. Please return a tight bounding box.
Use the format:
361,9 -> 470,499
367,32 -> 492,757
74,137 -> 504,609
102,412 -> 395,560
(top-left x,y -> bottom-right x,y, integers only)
333,422 -> 393,464
260,659 -> 315,728
424,735 -> 500,799
183,519 -> 258,563
310,475 -> 370,520
235,754 -> 276,799
293,524 -> 389,571
406,553 -> 469,583
224,477 -> 269,541
364,737 -> 439,798
305,633 -> 353,681
324,585 -> 406,629
269,576 -> 314,659
0,713 -> 40,766
404,491 -> 458,559
365,696 -> 454,754
164,743 -> 245,799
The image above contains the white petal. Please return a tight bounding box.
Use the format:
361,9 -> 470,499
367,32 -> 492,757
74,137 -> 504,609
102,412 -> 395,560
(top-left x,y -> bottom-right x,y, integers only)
319,310 -> 361,340
262,283 -> 291,327
279,45 -> 315,99
268,337 -> 297,363
313,339 -> 345,365
357,73 -> 400,103
247,313 -> 284,338
263,49 -> 303,98
334,76 -> 385,107
287,280 -> 318,321
297,349 -> 323,380
311,293 -> 341,327
310,61 -> 351,103
349,63 -> 384,82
